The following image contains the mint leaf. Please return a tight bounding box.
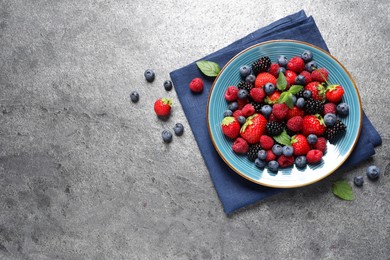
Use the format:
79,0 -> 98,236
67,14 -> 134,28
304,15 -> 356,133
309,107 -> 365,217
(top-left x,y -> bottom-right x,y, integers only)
288,85 -> 303,94
278,92 -> 294,108
276,71 -> 287,91
332,180 -> 355,201
273,130 -> 291,146
196,60 -> 221,77
285,95 -> 294,108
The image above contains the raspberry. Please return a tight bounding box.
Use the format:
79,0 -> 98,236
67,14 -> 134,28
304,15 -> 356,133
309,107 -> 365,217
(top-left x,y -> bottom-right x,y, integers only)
313,137 -> 327,153
189,78 -> 204,92
299,71 -> 312,84
306,149 -> 323,164
259,135 -> 274,150
232,137 -> 249,154
287,56 -> 305,73
249,88 -> 266,103
225,86 -> 239,101
286,106 -> 305,120
268,63 -> 280,77
323,102 -> 337,115
242,104 -> 255,117
237,98 -> 249,110
272,103 -> 289,120
277,155 -> 295,168
265,150 -> 277,162
287,116 -> 303,132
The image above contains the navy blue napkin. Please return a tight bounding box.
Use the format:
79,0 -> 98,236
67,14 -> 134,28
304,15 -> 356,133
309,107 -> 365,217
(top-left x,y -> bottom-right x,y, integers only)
170,10 -> 382,214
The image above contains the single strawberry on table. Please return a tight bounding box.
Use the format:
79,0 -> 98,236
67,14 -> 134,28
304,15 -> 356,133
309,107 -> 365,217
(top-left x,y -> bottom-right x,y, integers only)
240,113 -> 267,144
154,98 -> 172,117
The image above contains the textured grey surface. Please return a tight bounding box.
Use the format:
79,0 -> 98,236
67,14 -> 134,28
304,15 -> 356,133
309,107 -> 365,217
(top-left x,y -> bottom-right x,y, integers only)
0,0 -> 389,259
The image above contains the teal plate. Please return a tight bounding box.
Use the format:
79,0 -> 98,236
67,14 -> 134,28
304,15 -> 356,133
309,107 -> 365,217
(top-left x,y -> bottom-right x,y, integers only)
207,40 -> 362,188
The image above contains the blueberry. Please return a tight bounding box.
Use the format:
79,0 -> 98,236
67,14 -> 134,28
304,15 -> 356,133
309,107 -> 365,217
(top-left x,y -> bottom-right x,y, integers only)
239,65 -> 252,79
305,61 -> 317,72
367,165 -> 380,180
282,145 -> 294,157
261,105 -> 272,118
228,102 -> 238,111
162,129 -> 173,143
301,50 -> 313,62
163,80 -> 173,91
296,97 -> 305,108
307,134 -> 318,145
238,89 -> 249,99
337,103 -> 349,117
237,116 -> 246,125
295,156 -> 307,168
277,55 -> 288,67
295,75 -> 306,85
324,113 -> 337,126
292,95 -> 297,105
268,160 -> 279,172
130,91 -> 139,103
277,67 -> 286,75
257,150 -> 267,160
264,83 -> 275,95
353,176 -> 364,187
255,158 -> 267,169
303,90 -> 312,99
245,74 -> 256,84
173,123 -> 184,136
223,110 -> 233,117
144,69 -> 155,82
272,144 -> 283,156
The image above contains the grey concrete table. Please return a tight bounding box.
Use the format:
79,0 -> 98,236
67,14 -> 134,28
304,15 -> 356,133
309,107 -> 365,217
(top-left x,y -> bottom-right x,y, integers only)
1,1 -> 389,259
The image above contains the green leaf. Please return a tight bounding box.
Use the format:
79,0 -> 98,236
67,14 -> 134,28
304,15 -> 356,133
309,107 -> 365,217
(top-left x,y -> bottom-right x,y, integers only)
288,85 -> 303,94
278,92 -> 294,109
196,60 -> 221,77
276,71 -> 287,91
273,130 -> 291,146
332,180 -> 355,201
285,96 -> 294,109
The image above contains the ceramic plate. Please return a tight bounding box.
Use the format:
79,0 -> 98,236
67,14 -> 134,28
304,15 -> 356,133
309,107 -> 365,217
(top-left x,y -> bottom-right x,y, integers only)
207,40 -> 362,188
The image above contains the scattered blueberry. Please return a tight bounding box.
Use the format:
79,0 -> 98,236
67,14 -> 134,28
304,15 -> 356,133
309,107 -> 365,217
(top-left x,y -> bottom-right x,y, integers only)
303,90 -> 312,99
305,61 -> 317,72
353,176 -> 364,187
307,134 -> 318,145
282,145 -> 294,157
237,116 -> 246,125
295,75 -> 306,85
367,165 -> 380,180
324,113 -> 337,126
228,101 -> 238,111
264,83 -> 275,95
296,97 -> 305,108
337,103 -> 349,117
257,150 -> 267,160
245,74 -> 256,84
301,50 -> 313,62
261,105 -> 272,118
268,160 -> 279,172
223,109 -> 233,117
162,129 -> 173,143
272,144 -> 283,156
144,69 -> 155,82
130,91 -> 139,103
173,123 -> 184,136
277,67 -> 286,75
238,89 -> 249,99
239,65 -> 252,79
277,55 -> 288,67
163,80 -> 173,91
295,156 -> 307,168
255,158 -> 267,169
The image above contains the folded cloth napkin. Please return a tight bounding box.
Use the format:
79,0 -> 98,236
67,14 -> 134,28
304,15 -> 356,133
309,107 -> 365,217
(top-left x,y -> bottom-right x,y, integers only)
169,10 -> 382,214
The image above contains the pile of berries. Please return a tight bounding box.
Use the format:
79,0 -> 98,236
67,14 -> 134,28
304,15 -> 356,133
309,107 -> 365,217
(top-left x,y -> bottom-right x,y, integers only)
221,50 -> 349,173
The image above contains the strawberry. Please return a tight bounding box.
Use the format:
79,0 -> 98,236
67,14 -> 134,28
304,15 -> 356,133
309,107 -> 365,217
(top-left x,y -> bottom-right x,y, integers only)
287,56 -> 305,73
311,68 -> 329,83
154,98 -> 172,117
305,81 -> 326,101
286,106 -> 305,120
306,149 -> 323,164
240,114 -> 267,144
313,137 -> 327,153
268,63 -> 280,77
272,103 -> 289,120
254,72 -> 277,88
259,135 -> 274,150
265,150 -> 277,162
287,116 -> 303,132
302,114 -> 326,136
225,86 -> 239,101
233,110 -> 243,121
221,117 -> 240,139
285,70 -> 297,86
242,103 -> 255,117
299,71 -> 312,84
249,87 -> 266,103
232,137 -> 249,154
291,134 -> 311,156
278,155 -> 295,168
323,102 -> 337,115
264,91 -> 281,105
325,84 -> 344,103
189,77 -> 204,92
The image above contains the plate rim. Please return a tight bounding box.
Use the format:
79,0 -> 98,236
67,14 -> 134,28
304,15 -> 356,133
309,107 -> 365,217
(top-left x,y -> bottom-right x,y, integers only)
206,39 -> 363,188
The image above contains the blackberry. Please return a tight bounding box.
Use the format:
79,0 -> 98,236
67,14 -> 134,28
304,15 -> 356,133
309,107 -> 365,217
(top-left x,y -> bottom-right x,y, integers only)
295,88 -> 305,99
266,121 -> 284,136
286,128 -> 297,137
252,56 -> 271,75
247,144 -> 262,162
250,102 -> 262,113
237,81 -> 253,92
304,98 -> 324,115
324,120 -> 346,141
